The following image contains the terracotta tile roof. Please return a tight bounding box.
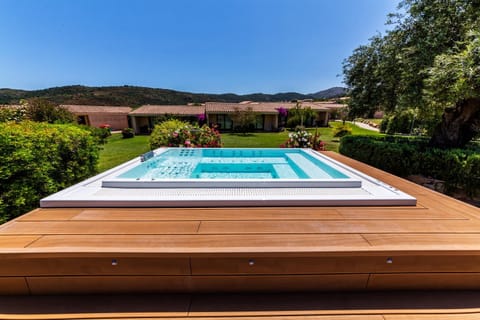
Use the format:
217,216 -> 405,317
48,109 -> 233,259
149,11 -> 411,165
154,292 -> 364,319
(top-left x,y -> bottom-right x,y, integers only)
309,102 -> 346,110
206,102 -> 343,113
129,105 -> 205,116
62,105 -> 132,114
126,102 -> 344,116
205,102 -> 294,114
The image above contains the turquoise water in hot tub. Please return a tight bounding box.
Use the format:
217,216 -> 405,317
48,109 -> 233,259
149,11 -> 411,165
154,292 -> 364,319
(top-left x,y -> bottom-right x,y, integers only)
119,148 -> 349,180
117,148 -> 348,180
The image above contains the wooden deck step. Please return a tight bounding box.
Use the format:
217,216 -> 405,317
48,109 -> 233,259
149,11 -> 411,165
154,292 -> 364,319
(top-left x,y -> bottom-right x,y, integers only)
2,292 -> 480,319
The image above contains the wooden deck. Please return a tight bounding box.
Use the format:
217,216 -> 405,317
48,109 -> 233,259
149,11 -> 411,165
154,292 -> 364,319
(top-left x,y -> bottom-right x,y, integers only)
3,291 -> 480,319
0,151 -> 479,301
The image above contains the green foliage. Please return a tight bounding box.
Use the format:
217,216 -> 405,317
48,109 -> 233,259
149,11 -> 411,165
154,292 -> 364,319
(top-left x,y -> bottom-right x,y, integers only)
80,126 -> 110,144
286,103 -> 317,128
122,127 -> 135,139
0,121 -> 99,222
381,110 -> 436,135
23,98 -> 75,124
0,106 -> 27,122
465,154 -> 480,197
424,31 -> 480,106
231,107 -> 257,134
343,0 -> 480,144
332,124 -> 352,137
339,135 -> 480,195
150,119 -> 221,149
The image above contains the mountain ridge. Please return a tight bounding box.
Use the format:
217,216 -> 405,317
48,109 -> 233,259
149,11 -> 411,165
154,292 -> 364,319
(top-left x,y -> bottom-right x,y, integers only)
0,85 -> 347,106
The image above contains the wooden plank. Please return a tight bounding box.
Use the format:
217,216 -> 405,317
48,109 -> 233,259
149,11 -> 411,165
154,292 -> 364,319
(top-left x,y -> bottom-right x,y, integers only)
337,208 -> 465,220
0,277 -> 29,295
192,254 -> 480,275
385,314 -> 480,320
369,255 -> 480,273
188,291 -> 410,316
2,291 -> 480,318
16,209 -> 83,221
363,233 -> 480,250
0,257 -> 190,276
0,294 -> 191,319
191,317 -> 383,320
73,207 -> 343,221
191,257 -> 380,275
75,207 -> 464,221
26,234 -> 371,254
368,273 -> 480,290
417,195 -> 480,219
27,276 -> 192,294
190,274 -> 369,292
0,236 -> 41,248
198,220 -> 480,234
0,221 -> 200,235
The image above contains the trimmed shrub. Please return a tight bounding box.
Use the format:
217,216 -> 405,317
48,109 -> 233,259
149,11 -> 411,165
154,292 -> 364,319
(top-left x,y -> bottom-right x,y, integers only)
122,127 -> 135,139
332,124 -> 352,138
150,119 -> 221,149
339,135 -> 480,196
0,121 -> 99,222
465,154 -> 480,197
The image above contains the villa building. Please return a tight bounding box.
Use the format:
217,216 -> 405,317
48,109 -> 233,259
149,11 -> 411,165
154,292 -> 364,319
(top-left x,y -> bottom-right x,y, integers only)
129,105 -> 205,134
62,105 -> 132,130
128,101 -> 344,134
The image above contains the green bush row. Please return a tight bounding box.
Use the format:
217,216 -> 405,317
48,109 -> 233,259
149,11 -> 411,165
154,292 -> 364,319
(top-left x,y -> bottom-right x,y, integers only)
0,121 -> 100,222
339,135 -> 480,196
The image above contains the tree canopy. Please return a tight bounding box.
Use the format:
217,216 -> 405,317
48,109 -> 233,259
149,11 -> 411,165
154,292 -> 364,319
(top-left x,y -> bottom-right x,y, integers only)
343,0 -> 480,147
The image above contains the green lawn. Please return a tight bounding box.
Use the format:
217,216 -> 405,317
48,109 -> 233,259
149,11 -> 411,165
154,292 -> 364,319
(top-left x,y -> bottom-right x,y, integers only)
222,131 -> 289,148
97,134 -> 150,172
223,122 -> 382,151
97,123 -> 382,172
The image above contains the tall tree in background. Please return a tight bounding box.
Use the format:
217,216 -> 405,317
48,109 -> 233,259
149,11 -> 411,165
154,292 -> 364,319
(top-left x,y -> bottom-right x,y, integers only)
343,0 -> 480,147
231,107 -> 257,135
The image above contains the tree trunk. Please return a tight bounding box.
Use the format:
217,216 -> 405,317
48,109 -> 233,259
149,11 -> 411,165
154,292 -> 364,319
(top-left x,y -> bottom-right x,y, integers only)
429,98 -> 480,148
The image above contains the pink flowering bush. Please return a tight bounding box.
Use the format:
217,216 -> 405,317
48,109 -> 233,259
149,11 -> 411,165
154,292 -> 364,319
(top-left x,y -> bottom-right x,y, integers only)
281,128 -> 325,150
150,119 -> 222,149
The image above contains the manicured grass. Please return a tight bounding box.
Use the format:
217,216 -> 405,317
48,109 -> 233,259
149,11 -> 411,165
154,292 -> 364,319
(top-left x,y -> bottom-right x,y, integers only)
311,122 -> 382,152
97,123 -> 383,172
97,134 -> 151,172
223,123 -> 382,151
222,131 -> 290,148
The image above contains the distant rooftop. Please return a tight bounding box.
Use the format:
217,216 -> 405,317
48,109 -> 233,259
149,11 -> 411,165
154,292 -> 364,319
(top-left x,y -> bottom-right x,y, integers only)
129,105 -> 205,116
62,105 -> 132,114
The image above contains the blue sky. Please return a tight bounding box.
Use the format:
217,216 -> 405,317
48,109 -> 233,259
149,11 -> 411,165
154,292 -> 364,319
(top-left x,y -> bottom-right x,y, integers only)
0,0 -> 397,94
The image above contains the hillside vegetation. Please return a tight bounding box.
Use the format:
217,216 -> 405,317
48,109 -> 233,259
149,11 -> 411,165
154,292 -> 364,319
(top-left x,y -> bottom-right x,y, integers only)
0,85 -> 347,107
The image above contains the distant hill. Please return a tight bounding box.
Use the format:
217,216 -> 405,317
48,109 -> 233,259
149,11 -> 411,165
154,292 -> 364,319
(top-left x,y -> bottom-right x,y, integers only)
0,85 -> 347,106
310,87 -> 348,99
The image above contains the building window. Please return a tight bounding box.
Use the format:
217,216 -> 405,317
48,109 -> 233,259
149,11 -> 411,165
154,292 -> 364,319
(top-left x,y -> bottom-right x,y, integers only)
216,114 -> 233,130
77,115 -> 89,126
255,115 -> 264,130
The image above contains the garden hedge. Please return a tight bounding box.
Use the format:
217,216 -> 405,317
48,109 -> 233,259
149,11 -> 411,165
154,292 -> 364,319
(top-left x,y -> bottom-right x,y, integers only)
339,135 -> 480,196
0,121 -> 99,222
